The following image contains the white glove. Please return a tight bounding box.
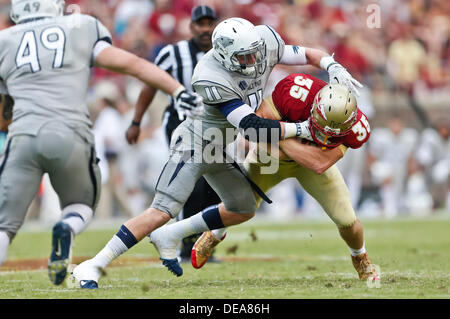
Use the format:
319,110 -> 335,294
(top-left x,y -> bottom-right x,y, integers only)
173,87 -> 204,121
320,55 -> 363,96
296,120 -> 313,141
283,120 -> 312,140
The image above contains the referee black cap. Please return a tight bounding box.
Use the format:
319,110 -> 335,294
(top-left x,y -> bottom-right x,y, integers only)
191,5 -> 217,22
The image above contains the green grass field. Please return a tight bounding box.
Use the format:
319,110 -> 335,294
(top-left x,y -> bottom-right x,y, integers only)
0,216 -> 449,299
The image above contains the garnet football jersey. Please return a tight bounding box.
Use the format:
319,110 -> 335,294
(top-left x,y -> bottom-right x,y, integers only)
271,73 -> 370,149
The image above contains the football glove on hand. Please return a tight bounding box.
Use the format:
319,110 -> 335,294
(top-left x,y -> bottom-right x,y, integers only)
174,89 -> 204,121
328,64 -> 363,96
295,120 -> 313,141
284,120 -> 313,140
320,55 -> 363,96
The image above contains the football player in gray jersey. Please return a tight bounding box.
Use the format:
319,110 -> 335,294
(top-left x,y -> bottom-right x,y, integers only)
73,17 -> 362,287
0,0 -> 202,285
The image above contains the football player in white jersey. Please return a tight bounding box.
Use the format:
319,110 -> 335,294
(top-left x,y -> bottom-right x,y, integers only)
73,17 -> 362,288
0,0 -> 202,285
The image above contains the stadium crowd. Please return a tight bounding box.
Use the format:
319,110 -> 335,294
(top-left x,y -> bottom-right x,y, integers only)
0,0 -> 448,223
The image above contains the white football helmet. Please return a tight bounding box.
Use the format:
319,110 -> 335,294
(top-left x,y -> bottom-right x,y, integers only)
212,17 -> 267,78
11,0 -> 65,24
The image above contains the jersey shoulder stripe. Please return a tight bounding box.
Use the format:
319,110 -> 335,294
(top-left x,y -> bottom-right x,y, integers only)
94,19 -> 112,45
263,25 -> 281,61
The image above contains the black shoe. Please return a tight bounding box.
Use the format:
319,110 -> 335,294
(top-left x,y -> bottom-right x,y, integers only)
48,221 -> 73,285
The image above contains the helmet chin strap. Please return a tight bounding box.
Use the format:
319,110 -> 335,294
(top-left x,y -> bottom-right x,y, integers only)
321,136 -> 328,150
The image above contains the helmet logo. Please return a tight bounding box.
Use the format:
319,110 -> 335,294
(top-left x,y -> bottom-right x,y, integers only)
216,36 -> 234,48
343,110 -> 356,124
316,103 -> 327,121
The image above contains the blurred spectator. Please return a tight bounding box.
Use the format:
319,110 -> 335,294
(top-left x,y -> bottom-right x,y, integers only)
387,28 -> 427,91
404,156 -> 433,215
114,0 -> 154,37
92,81 -> 135,219
416,118 -> 450,211
366,115 -> 419,217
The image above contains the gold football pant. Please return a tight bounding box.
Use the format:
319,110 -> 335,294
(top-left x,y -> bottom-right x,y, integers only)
244,150 -> 356,228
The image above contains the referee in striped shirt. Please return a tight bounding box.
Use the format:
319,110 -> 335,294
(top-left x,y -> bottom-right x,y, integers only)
125,5 -> 220,262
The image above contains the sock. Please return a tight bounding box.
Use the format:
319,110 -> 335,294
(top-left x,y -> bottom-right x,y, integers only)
61,204 -> 93,235
212,228 -> 227,240
201,205 -> 225,229
349,243 -> 366,256
157,205 -> 223,242
0,231 -> 10,266
91,225 -> 138,269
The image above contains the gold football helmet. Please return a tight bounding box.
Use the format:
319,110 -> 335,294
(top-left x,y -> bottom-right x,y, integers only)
309,84 -> 357,148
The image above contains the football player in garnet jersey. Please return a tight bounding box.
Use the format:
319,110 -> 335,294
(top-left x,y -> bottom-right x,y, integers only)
191,73 -> 379,281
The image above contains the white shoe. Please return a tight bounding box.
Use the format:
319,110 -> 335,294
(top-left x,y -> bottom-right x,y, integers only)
149,227 -> 179,260
71,259 -> 103,289
149,227 -> 183,277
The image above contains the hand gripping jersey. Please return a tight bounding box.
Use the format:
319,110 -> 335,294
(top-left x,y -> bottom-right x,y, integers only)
271,73 -> 371,149
0,14 -> 112,144
191,25 -> 285,146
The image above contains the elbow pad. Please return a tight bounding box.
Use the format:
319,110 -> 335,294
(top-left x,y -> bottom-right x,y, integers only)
238,113 -> 281,143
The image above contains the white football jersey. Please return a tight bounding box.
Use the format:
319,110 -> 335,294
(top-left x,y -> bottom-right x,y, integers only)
0,14 -> 111,144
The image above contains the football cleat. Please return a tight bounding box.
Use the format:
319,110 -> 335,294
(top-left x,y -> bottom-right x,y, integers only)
48,221 -> 73,285
351,253 -> 380,280
72,259 -> 103,289
79,280 -> 99,289
161,258 -> 183,277
149,227 -> 182,276
191,231 -> 225,269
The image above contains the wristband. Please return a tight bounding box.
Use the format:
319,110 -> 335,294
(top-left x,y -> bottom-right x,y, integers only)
319,54 -> 336,71
283,123 -> 298,139
131,120 -> 141,127
172,86 -> 186,99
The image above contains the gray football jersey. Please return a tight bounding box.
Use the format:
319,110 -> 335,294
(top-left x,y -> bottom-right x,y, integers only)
191,25 -> 285,146
0,14 -> 111,144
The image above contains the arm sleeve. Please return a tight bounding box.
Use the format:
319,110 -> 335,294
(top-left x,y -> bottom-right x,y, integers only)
279,45 -> 307,65
217,99 -> 282,142
92,40 -> 112,61
91,17 -> 113,63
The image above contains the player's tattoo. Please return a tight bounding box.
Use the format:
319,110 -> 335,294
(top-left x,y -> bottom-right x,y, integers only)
1,94 -> 14,121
